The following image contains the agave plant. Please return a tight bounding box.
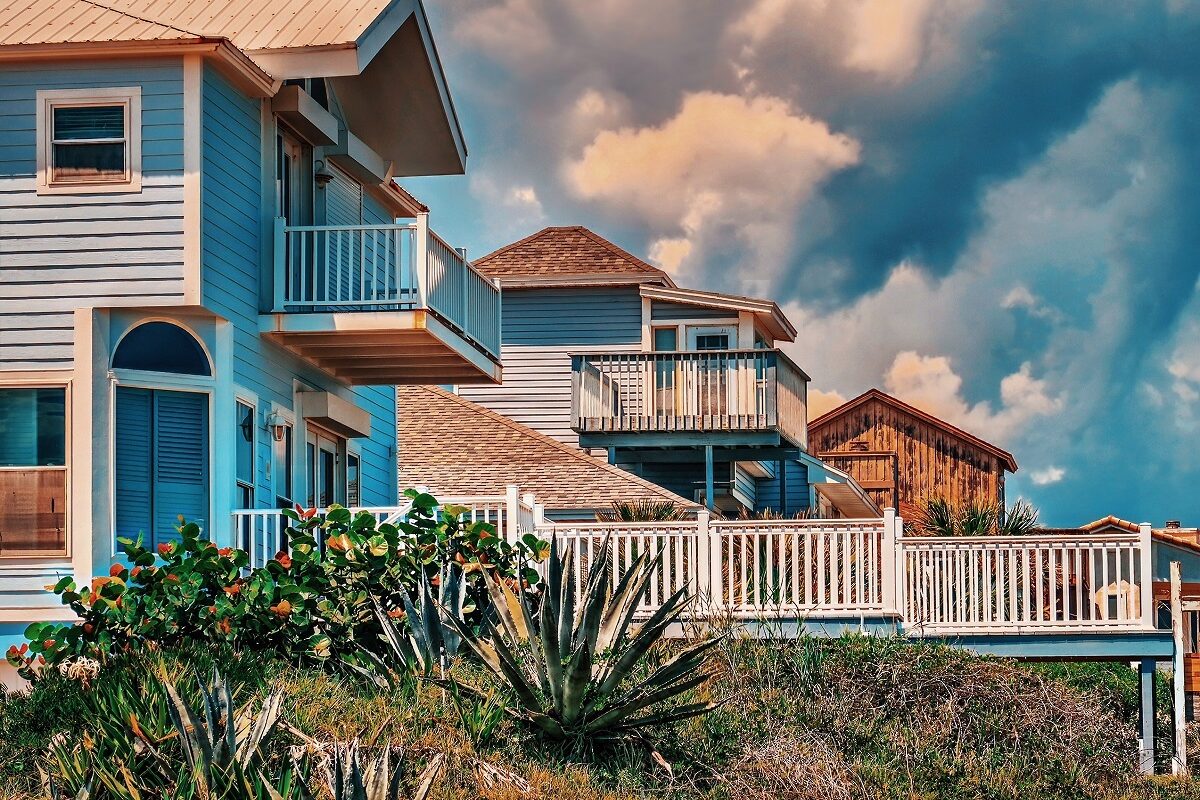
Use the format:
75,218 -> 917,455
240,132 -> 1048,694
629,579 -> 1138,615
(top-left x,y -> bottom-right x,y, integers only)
597,499 -> 687,522
162,669 -> 286,799
446,536 -> 720,741
320,741 -> 442,800
358,566 -> 468,684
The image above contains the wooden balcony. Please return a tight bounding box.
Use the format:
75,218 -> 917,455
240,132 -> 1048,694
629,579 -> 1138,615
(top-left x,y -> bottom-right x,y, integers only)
260,214 -> 501,385
571,349 -> 808,448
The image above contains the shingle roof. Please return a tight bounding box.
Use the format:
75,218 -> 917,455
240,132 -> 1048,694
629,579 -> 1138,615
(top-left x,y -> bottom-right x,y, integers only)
809,388 -> 1019,473
0,0 -> 392,52
472,226 -> 674,286
397,385 -> 696,514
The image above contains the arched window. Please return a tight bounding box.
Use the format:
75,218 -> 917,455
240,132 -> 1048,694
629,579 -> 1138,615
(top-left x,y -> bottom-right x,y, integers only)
113,322 -> 210,376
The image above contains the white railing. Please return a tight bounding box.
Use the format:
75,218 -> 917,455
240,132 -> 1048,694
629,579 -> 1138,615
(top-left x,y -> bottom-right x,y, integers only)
543,511 -> 887,620
230,487 -> 542,570
711,518 -> 886,617
550,521 -> 698,617
571,349 -> 807,447
898,527 -> 1154,633
230,488 -> 1156,635
272,214 -> 501,358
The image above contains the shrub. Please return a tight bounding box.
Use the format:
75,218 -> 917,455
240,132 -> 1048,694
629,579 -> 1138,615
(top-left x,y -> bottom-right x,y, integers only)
7,491 -> 549,680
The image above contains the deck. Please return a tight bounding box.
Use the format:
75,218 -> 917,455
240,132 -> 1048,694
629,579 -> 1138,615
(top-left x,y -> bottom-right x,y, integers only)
260,213 -> 502,384
571,349 -> 808,448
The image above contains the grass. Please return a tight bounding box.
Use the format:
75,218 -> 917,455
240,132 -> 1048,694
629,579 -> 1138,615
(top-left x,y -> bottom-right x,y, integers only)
3,634 -> 1200,799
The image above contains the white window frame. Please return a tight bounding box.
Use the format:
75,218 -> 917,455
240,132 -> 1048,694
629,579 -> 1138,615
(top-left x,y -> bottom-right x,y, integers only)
36,86 -> 142,195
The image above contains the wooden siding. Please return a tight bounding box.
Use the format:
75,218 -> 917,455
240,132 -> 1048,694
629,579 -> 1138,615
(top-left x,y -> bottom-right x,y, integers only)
755,459 -> 810,516
0,59 -> 186,370
809,396 -> 1004,516
199,65 -> 396,507
458,287 -> 643,446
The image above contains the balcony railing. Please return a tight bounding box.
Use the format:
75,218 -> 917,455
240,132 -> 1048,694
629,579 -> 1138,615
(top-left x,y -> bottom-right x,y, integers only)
571,349 -> 808,447
271,215 -> 501,358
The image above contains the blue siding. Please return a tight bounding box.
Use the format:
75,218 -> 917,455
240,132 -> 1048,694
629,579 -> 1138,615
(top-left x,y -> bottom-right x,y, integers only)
199,65 -> 395,508
756,459 -> 811,515
0,59 -> 186,369
458,287 -> 643,445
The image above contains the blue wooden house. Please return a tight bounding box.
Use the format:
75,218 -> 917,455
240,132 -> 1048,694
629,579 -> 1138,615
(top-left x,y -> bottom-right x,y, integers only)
0,0 -> 501,656
460,226 -> 876,517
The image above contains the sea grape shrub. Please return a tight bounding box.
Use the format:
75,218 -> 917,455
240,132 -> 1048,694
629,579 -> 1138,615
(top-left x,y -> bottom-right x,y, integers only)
7,490 -> 549,680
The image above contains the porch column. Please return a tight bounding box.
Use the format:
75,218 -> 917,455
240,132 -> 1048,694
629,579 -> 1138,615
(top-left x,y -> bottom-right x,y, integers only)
1140,658 -> 1158,774
704,445 -> 715,511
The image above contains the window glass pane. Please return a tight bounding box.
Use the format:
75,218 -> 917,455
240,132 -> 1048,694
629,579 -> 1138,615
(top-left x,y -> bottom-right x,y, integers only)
0,388 -> 65,466
346,454 -> 360,507
653,328 -> 677,352
113,322 -> 211,376
0,387 -> 67,556
236,402 -> 254,486
53,105 -> 124,140
0,469 -> 66,555
275,425 -> 294,508
695,334 -> 729,351
53,142 -> 125,180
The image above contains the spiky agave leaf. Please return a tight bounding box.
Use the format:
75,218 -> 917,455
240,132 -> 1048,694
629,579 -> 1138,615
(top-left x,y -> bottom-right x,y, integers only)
448,534 -> 721,742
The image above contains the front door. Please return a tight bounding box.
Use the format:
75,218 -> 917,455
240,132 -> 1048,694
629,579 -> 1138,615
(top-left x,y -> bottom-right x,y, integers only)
305,426 -> 343,509
686,326 -> 738,418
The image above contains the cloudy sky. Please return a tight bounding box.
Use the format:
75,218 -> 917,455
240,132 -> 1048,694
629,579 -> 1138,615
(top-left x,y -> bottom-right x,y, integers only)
407,0 -> 1200,526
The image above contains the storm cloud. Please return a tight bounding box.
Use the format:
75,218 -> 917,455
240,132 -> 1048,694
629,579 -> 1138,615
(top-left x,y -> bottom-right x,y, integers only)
409,1 -> 1200,525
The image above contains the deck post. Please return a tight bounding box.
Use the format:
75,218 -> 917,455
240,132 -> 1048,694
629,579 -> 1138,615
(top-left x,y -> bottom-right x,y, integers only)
1172,561 -> 1188,775
1139,522 -> 1154,628
504,484 -> 520,542
696,508 -> 721,610
1140,657 -> 1158,774
882,508 -> 898,614
272,216 -> 287,312
414,211 -> 430,308
704,445 -> 715,511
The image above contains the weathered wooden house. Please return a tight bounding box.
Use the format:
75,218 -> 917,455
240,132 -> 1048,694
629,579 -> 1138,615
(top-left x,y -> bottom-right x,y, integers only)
808,388 -> 1018,518
0,0 -> 500,656
458,226 -> 877,517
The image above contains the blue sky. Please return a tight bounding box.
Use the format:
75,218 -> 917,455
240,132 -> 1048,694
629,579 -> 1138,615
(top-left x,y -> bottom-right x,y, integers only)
407,0 -> 1200,527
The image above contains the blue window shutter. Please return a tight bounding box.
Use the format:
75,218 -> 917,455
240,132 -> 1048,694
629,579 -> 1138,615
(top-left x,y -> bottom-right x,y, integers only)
114,387 -> 153,551
152,390 -> 209,545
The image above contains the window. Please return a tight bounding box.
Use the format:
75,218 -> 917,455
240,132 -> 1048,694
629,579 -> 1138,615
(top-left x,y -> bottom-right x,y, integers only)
652,327 -> 678,352
274,422 -> 294,509
113,322 -> 211,376
37,87 -> 141,193
346,453 -> 360,507
694,333 -> 730,351
0,388 -> 67,556
235,401 -> 255,509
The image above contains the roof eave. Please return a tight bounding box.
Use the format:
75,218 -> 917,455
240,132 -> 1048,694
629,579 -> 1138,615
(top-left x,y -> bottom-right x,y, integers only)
0,38 -> 279,97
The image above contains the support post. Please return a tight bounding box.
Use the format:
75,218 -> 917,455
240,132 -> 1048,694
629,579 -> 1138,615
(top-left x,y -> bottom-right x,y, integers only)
1140,522 -> 1154,629
881,508 -> 898,614
504,484 -> 520,542
1172,561 -> 1188,775
414,211 -> 430,308
696,508 -> 721,610
272,216 -> 287,311
778,458 -> 787,516
1140,657 -> 1158,774
704,445 -> 715,511
608,447 -> 616,466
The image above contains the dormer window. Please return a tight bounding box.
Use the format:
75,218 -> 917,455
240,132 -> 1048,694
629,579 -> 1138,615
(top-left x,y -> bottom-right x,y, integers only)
37,87 -> 141,194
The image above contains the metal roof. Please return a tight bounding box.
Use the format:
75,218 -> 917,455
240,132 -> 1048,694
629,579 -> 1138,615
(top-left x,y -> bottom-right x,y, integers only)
0,0 -> 393,53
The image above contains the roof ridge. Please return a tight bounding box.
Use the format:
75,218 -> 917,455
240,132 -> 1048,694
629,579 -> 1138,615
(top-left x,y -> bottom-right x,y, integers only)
409,386 -> 694,504
809,387 -> 1018,472
472,226 -> 556,266
472,225 -> 672,284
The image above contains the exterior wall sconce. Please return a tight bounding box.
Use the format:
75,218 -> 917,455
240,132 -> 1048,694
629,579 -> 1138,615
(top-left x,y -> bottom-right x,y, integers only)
265,411 -> 288,442
313,159 -> 334,187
